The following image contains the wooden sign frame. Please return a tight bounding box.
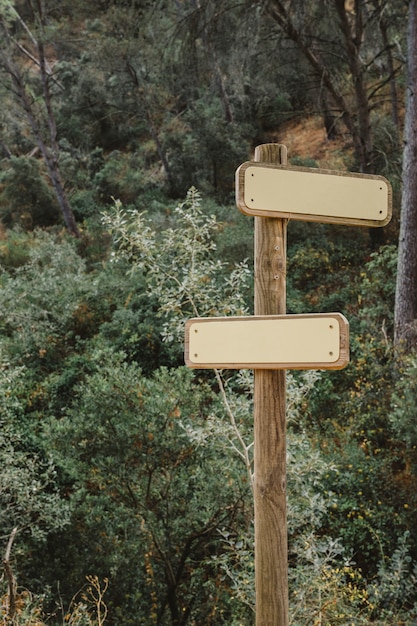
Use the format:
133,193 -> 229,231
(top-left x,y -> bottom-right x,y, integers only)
185,313 -> 349,370
236,161 -> 392,227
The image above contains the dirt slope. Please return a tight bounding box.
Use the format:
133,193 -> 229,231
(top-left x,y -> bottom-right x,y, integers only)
268,115 -> 354,170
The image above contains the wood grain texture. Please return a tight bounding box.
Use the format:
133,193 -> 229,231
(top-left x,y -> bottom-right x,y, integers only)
253,143 -> 289,626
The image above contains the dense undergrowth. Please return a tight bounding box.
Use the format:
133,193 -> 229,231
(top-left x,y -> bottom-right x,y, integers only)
0,187 -> 416,624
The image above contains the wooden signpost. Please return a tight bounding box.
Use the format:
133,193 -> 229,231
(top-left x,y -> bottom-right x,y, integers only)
184,143 -> 392,626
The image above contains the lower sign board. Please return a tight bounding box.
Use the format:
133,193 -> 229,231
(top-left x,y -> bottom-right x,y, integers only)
184,313 -> 349,370
235,162 -> 392,227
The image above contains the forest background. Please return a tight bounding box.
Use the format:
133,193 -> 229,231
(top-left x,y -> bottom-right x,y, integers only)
0,0 -> 417,624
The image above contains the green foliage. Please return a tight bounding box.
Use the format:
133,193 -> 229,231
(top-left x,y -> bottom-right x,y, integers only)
0,0 -> 413,621
47,359 -> 251,623
92,151 -> 148,205
98,291 -> 180,376
55,58 -> 129,151
0,0 -> 16,24
0,3 -> 412,616
0,229 -> 154,371
0,575 -> 110,625
103,187 -> 251,344
371,112 -> 403,197
287,222 -> 370,314
391,356 -> 417,450
357,244 -> 397,335
0,360 -> 70,542
0,182 -> 413,623
369,531 -> 417,622
163,96 -> 252,198
300,244 -> 411,574
0,228 -> 33,269
0,157 -> 60,229
0,231 -> 88,367
319,439 -> 406,574
390,357 -> 417,531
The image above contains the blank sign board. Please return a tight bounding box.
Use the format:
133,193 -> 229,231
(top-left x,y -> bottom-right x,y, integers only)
236,162 -> 392,227
185,314 -> 349,370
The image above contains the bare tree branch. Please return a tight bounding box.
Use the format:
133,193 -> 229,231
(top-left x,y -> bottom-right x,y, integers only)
3,527 -> 18,620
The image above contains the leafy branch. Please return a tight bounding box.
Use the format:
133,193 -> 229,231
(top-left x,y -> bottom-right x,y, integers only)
103,189 -> 253,477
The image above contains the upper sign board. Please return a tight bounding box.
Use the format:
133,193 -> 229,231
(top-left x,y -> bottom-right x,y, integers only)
185,313 -> 349,370
236,162 -> 392,227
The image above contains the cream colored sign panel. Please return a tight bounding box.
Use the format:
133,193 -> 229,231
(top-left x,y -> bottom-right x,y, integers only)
185,314 -> 349,370
236,162 -> 392,226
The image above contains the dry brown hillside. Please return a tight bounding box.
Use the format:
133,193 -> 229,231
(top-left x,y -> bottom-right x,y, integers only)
268,115 -> 354,170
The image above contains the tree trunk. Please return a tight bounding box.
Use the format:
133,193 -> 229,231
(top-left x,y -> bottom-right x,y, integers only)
394,0 -> 417,350
264,0 -> 385,175
320,89 -> 337,140
11,60 -> 80,237
0,8 -> 80,237
373,0 -> 400,142
3,527 -> 18,620
334,0 -> 373,174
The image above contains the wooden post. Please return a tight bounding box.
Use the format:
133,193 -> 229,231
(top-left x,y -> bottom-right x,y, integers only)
253,143 -> 289,625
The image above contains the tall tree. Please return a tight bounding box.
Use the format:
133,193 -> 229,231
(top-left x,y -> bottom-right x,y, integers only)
371,0 -> 401,142
261,0 -> 404,174
0,0 -> 80,237
394,0 -> 417,349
